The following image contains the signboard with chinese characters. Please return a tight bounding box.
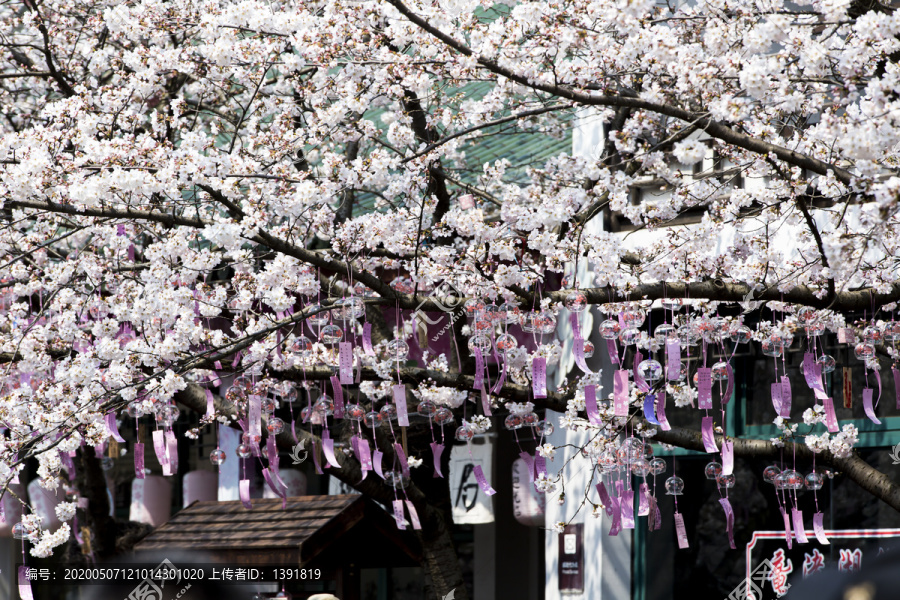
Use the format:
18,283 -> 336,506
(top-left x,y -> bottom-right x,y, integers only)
741,528 -> 900,599
450,438 -> 494,524
558,523 -> 584,594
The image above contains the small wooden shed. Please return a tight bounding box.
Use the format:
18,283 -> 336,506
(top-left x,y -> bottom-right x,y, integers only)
134,494 -> 423,600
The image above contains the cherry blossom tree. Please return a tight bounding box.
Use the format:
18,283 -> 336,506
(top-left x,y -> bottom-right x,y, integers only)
2,0 -> 900,597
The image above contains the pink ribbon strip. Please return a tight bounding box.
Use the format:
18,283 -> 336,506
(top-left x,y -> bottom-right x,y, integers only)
322,436 -> 342,469
394,443 -> 411,478
863,387 -> 881,425
373,449 -> 385,479
771,382 -> 783,416
606,339 -> 619,365
262,468 -> 287,509
232,350 -> 242,368
205,389 -> 215,419
701,417 -> 718,453
621,489 -> 635,529
780,376 -> 792,418
649,495 -> 662,531
520,451 -> 535,482
638,483 -> 650,516
657,393 -> 671,431
339,342 -> 353,385
813,512 -> 830,544
792,507 -> 809,544
481,386 -> 492,416
534,455 -> 547,478
165,429 -> 178,474
823,397 -> 840,433
491,353 -> 507,393
405,500 -> 422,530
633,351 -> 650,393
134,442 -> 145,479
573,336 -> 593,374
532,357 -> 547,398
473,348 -> 484,390
781,508 -> 793,549
311,441 -> 324,474
893,368 -> 900,410
393,384 -> 409,427
614,370 -> 629,416
569,312 -> 582,338
330,376 -> 345,420
608,494 -> 621,536
473,465 -> 496,495
722,440 -> 734,476
585,384 -> 602,425
674,512 -> 689,548
392,499 -> 407,530
362,323 -> 375,355
430,442 -> 444,478
105,412 -> 125,443
803,353 -> 829,401
723,364 -> 734,405
596,482 -> 613,516
240,479 -> 252,509
697,368 -> 713,409
357,438 -> 373,480
249,395 -> 262,439
666,339 -> 681,380
719,498 -> 736,549
19,565 -> 35,600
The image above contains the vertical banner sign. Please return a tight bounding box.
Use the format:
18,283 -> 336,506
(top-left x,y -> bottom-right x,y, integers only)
558,523 -> 584,594
450,440 -> 495,524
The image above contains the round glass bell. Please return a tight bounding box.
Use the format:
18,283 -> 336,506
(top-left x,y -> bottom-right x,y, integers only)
805,472 -> 824,490
649,457 -> 666,475
564,291 -> 587,313
704,461 -> 723,480
455,426 -> 474,442
637,359 -> 663,381
266,417 -> 284,435
495,333 -> 518,353
535,419 -> 554,436
763,465 -> 781,483
210,449 -> 227,466
665,476 -> 684,495
417,400 -> 437,417
730,323 -> 753,344
318,324 -> 343,344
817,354 -> 836,373
345,403 -> 365,421
716,473 -> 736,489
599,319 -> 621,339
434,407 -> 454,426
236,444 -> 253,459
504,414 -> 523,430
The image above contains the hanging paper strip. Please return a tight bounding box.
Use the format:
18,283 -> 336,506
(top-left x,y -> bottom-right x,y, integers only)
311,441 -> 324,474
394,443 -> 411,478
638,483 -> 650,517
643,393 -> 660,425
330,376 -> 345,420
585,384 -> 602,425
262,468 -> 286,509
823,397 -> 840,433
393,384 -> 409,427
392,499 -> 407,530
649,495 -> 662,531
780,376 -> 792,418
249,394 -> 262,440
165,429 -> 178,474
719,498 -> 736,549
430,442 -> 445,478
781,508 -> 793,549
620,489 -> 635,529
701,417 -> 718,453
802,353 -> 829,400
674,513 -> 689,549
771,382 -> 783,416
893,368 -> 900,410
569,313 -> 582,338
19,565 -> 35,600
239,479 -> 252,509
405,500 -> 422,530
534,455 -> 547,478
813,512 -> 830,544
520,451 -> 535,482
697,367 -> 713,410
152,430 -> 169,476
472,465 -> 496,495
721,440 -> 734,476
596,482 -> 613,517
339,342 -> 354,385
134,442 -> 145,479
656,393 -> 671,431
633,351 -> 650,393
606,339 -> 619,365
573,336 -> 593,374
371,449 -> 384,479
863,387 -> 881,425
105,412 -> 125,443
481,386 -> 492,417
532,356 -> 547,398
613,370 -> 629,416
608,495 -> 622,536
723,364 -> 734,405
362,322 -> 375,355
473,348 -> 484,390
491,353 -> 507,393
357,438 -> 373,479
666,339 -> 681,380
792,507 -> 809,544
205,389 -> 215,419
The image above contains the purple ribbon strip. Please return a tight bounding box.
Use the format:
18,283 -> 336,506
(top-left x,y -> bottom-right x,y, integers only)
394,443 -> 411,478
781,508 -> 793,549
569,312 -> 582,338
674,512 -> 689,548
585,384 -> 602,425
813,512 -> 830,544
621,489 -> 635,529
723,364 -> 734,405
803,353 -> 829,401
262,468 -> 287,509
863,387 -> 881,425
534,455 -> 547,478
643,393 -> 660,425
373,449 -> 385,479
362,323 -> 375,355
240,479 -> 252,509
405,500 -> 422,530
701,417 -> 718,453
356,438 -> 373,480
666,339 -> 681,380
520,451 -> 535,482
532,356 -> 547,399
596,482 -> 613,516
697,368 -> 713,409
339,342 -> 354,385
823,397 -> 840,433
392,499 -> 407,530
481,386 -> 492,416
473,465 -> 496,495
893,368 -> 900,410
205,389 -> 215,419
330,376 -> 345,420
719,498 -> 736,549
431,442 -> 444,478
572,335 -> 590,373
322,435 -> 342,469
311,441 -> 324,474
722,440 -> 734,476
134,442 -> 145,479
613,370 -> 629,416
657,393 -> 671,431
649,495 -> 662,531
606,339 -> 619,365
249,395 -> 262,440
19,565 -> 35,600
638,483 -> 650,517
608,494 -> 622,536
105,412 -> 125,443
491,353 -> 507,394
165,430 -> 178,474
633,351 -> 650,393
473,348 -> 484,390
771,382 -> 783,416
792,507 -> 809,544
780,376 -> 792,418
393,384 -> 409,427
